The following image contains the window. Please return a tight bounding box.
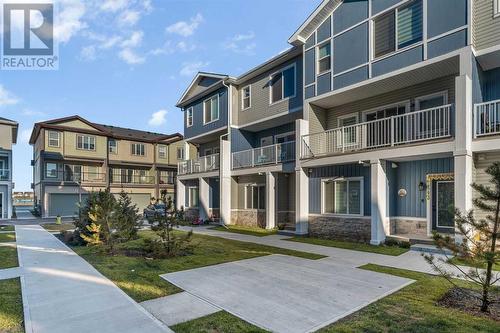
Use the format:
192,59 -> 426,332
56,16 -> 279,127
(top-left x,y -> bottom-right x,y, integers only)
364,103 -> 407,121
245,185 -> 265,210
48,131 -> 60,147
270,65 -> 296,104
131,143 -> 145,156
188,187 -> 199,208
242,86 -> 251,110
317,42 -> 331,74
108,139 -> 117,154
415,92 -> 447,110
337,113 -> 359,147
45,163 -> 58,178
186,107 -> 193,127
86,166 -> 99,181
374,0 -> 422,58
158,145 -> 167,159
495,0 -> 500,17
76,135 -> 96,151
203,95 -> 220,124
322,178 -> 363,215
177,147 -> 185,160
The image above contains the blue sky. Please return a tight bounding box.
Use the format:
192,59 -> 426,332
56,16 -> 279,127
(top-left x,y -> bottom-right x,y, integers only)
0,0 -> 321,191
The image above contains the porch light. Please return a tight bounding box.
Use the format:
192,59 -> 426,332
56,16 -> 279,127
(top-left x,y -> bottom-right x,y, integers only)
358,160 -> 370,167
391,163 -> 398,169
418,182 -> 426,191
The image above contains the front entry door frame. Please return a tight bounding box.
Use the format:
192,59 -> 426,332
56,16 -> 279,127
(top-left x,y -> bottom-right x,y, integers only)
425,173 -> 454,236
0,192 -> 3,219
434,180 -> 455,232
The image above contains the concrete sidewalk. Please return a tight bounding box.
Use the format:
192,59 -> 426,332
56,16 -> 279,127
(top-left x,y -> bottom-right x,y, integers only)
15,225 -> 172,333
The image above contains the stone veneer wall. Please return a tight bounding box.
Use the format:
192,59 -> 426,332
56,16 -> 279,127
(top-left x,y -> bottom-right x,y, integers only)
231,210 -> 266,228
277,211 -> 295,227
390,218 -> 427,235
308,215 -> 371,243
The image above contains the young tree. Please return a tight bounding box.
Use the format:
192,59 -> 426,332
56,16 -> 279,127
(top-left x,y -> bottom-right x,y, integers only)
114,191 -> 142,241
425,162 -> 500,313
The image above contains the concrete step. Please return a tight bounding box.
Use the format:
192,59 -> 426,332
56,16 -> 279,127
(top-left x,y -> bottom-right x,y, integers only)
277,229 -> 296,237
387,234 -> 435,246
410,243 -> 453,255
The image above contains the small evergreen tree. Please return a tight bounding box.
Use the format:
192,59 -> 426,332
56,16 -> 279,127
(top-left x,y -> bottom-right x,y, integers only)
425,162 -> 500,313
114,191 -> 141,241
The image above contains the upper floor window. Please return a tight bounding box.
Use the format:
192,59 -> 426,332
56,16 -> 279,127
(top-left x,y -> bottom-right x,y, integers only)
46,162 -> 58,178
77,135 -> 96,151
270,65 -> 296,104
242,86 -> 251,110
108,139 -> 117,154
177,147 -> 185,160
203,95 -> 220,124
317,42 -> 331,75
374,0 -> 423,59
131,143 -> 145,156
48,131 -> 60,147
158,145 -> 167,159
495,0 -> 500,17
186,107 -> 193,127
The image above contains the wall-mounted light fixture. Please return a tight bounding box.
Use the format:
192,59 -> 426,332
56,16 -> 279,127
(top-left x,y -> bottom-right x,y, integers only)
418,181 -> 426,192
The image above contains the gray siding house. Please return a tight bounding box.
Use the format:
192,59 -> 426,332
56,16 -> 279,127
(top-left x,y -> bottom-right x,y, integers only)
0,117 -> 18,220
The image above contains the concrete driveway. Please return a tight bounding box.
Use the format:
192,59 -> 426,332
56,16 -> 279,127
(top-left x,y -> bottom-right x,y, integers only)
162,254 -> 413,333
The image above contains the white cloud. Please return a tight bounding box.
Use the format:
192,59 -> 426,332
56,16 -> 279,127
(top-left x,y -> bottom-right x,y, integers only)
80,45 -> 97,61
100,0 -> 130,13
117,10 -> 140,26
223,31 -> 256,55
148,110 -> 168,127
0,86 -> 19,107
54,0 -> 87,44
180,61 -> 209,77
120,30 -> 143,48
166,13 -> 203,37
150,40 -> 196,56
118,48 -> 145,64
21,109 -> 46,117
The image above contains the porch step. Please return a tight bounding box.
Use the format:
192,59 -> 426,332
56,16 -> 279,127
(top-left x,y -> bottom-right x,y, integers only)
410,243 -> 453,256
387,234 -> 435,246
277,229 -> 297,237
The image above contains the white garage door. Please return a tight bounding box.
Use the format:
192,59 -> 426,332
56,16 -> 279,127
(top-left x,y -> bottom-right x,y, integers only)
48,194 -> 88,217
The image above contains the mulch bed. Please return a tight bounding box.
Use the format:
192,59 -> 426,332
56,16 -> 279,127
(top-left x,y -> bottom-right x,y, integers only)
437,287 -> 500,321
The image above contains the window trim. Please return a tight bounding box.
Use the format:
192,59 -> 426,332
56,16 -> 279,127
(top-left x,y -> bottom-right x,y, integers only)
158,145 -> 167,159
45,162 -> 58,179
131,143 -> 146,156
495,0 -> 500,18
415,91 -> 448,111
269,63 -> 297,106
361,100 -> 410,122
337,112 -> 359,128
321,176 -> 364,217
187,186 -> 199,208
244,183 -> 266,211
47,131 -> 60,148
317,40 -> 332,76
242,85 -> 252,111
274,131 -> 296,143
108,139 -> 118,154
186,107 -> 194,128
203,94 -> 220,125
177,147 -> 185,160
76,135 -> 96,151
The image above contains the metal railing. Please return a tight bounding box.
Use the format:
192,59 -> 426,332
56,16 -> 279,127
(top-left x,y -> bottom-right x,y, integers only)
0,169 -> 10,181
44,171 -> 106,183
232,141 -> 296,169
159,176 -> 175,185
474,99 -> 500,137
109,172 -> 155,185
301,105 -> 452,159
178,153 -> 220,175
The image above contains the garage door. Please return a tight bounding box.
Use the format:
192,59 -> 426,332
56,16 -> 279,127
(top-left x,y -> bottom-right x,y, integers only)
48,194 -> 88,217
115,193 -> 152,212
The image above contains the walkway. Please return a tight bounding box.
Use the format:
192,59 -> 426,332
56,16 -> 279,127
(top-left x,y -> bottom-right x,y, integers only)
15,225 -> 172,333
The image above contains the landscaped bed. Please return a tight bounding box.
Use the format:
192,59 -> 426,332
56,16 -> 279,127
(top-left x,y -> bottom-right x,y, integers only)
0,225 -> 14,232
0,246 -> 18,270
0,278 -> 24,333
211,225 -> 278,237
70,230 -> 324,302
285,236 -> 409,256
41,223 -> 76,232
0,233 -> 16,243
171,311 -> 267,333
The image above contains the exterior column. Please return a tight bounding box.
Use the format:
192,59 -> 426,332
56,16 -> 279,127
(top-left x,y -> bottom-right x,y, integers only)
199,177 -> 210,221
184,142 -> 191,161
295,118 -> 309,235
266,172 -> 276,229
370,160 -> 389,245
220,139 -> 231,225
176,178 -> 185,211
7,182 -> 12,219
454,154 -> 473,235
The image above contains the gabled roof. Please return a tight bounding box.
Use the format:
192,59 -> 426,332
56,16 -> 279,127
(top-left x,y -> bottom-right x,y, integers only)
176,72 -> 230,108
288,0 -> 342,46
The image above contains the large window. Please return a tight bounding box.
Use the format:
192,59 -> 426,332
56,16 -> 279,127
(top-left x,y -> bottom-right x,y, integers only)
76,135 -> 96,151
45,162 -> 58,178
177,147 -> 185,160
374,0 -> 423,58
203,95 -> 220,124
245,184 -> 265,210
158,145 -> 167,159
131,143 -> 145,156
242,86 -> 251,110
108,139 -> 117,154
317,42 -> 331,74
187,187 -> 199,208
270,65 -> 296,104
186,107 -> 193,127
48,131 -> 60,147
322,178 -> 363,216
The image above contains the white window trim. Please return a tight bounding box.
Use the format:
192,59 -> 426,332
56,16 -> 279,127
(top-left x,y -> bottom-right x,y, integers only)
108,139 -> 118,154
47,131 -> 60,148
187,186 -> 199,208
361,100 -> 411,121
186,107 -> 194,128
177,147 -> 185,160
269,63 -> 297,106
241,85 -> 252,111
203,94 -> 220,125
158,145 -> 167,159
131,143 -> 146,156
76,135 -> 96,151
317,40 -> 332,76
244,183 -> 266,211
337,112 -> 359,128
274,131 -> 296,143
495,0 -> 500,18
260,136 -> 274,147
415,90 -> 448,111
46,162 -> 58,179
321,177 -> 364,217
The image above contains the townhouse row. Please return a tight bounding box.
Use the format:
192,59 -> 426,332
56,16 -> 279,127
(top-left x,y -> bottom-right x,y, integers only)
176,0 -> 500,244
0,117 -> 18,220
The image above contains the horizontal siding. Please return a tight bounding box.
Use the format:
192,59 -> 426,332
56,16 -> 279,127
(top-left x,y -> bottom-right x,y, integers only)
184,87 -> 228,139
473,152 -> 500,221
473,0 -> 500,50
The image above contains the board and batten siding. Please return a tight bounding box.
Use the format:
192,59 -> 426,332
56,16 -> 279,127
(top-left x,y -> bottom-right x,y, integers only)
481,67 -> 500,101
473,0 -> 500,51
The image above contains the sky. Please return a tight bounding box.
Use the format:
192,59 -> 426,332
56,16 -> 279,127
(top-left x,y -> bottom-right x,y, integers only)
0,0 -> 321,191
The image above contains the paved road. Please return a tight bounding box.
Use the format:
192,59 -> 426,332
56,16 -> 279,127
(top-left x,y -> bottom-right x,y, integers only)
15,225 -> 172,333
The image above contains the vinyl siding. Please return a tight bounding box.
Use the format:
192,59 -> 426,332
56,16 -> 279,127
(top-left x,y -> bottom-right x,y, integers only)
109,139 -> 154,164
0,124 -> 14,150
184,87 -> 228,139
231,123 -> 295,152
473,152 -> 500,221
63,131 -> 108,160
231,174 -> 265,209
473,0 -> 500,50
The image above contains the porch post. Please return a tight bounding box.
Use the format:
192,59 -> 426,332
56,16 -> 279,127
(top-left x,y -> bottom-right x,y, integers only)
176,178 -> 185,211
198,177 -> 210,221
183,141 -> 190,161
370,160 -> 389,245
7,182 -> 12,219
266,172 -> 276,229
220,140 -> 232,225
295,118 -> 309,235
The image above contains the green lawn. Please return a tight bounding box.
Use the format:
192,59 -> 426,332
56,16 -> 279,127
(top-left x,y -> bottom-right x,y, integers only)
72,230 -> 324,302
0,246 -> 18,269
0,225 -> 14,232
42,223 -> 76,232
286,237 -> 409,256
318,265 -> 500,332
211,225 -> 278,237
171,311 -> 268,333
0,233 -> 16,243
0,278 -> 24,333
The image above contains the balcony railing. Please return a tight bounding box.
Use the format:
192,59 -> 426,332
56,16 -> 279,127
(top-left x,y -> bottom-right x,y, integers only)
232,141 -> 296,169
475,99 -> 500,137
178,153 -> 220,175
0,169 -> 10,181
301,105 -> 452,159
45,171 -> 106,183
110,173 -> 155,185
159,176 -> 175,185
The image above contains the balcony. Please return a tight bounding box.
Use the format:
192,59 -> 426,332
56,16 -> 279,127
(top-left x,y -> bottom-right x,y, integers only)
110,173 -> 155,185
63,171 -> 106,183
232,141 -> 296,169
159,175 -> 175,185
301,105 -> 452,159
474,100 -> 500,137
178,154 -> 220,175
0,169 -> 10,181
